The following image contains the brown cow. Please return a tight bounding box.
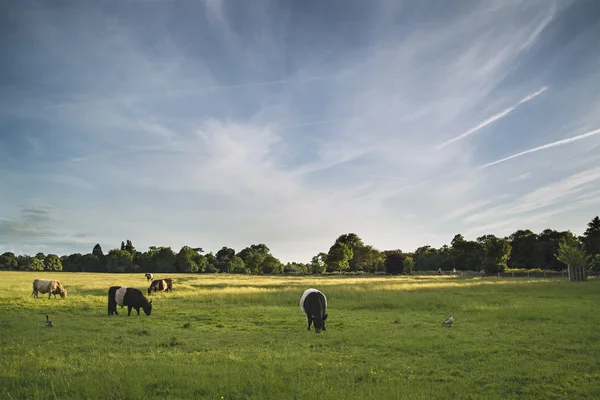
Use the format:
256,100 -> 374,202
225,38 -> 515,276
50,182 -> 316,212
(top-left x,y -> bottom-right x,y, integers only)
32,279 -> 67,299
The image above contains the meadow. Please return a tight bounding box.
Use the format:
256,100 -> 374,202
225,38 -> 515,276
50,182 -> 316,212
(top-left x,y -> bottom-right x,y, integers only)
0,272 -> 599,400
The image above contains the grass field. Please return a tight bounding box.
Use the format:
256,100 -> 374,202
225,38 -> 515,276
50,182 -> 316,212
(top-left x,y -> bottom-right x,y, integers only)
1,272 -> 599,399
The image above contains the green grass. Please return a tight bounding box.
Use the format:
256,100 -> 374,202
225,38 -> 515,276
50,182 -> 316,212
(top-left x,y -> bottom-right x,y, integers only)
1,272 -> 599,399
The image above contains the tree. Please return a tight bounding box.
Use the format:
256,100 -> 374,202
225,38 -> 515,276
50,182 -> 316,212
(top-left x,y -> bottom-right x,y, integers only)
450,235 -> 484,271
508,230 -> 539,269
35,252 -> 46,262
44,254 -> 62,271
204,252 -> 219,273
124,240 -> 136,257
477,235 -> 511,274
335,233 -> 365,271
0,252 -> 18,270
106,249 -> 133,273
535,229 -> 575,270
310,253 -> 327,274
403,256 -> 414,274
357,245 -> 384,273
555,236 -> 590,282
62,253 -> 84,272
175,246 -> 200,273
261,254 -> 284,274
237,244 -> 271,274
19,256 -> 45,271
121,241 -> 125,251
384,251 -> 406,274
580,216 -> 600,256
326,241 -> 353,274
92,244 -> 104,258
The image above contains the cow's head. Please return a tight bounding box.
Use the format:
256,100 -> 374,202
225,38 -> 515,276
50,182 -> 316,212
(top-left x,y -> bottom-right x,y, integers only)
312,313 -> 328,333
147,287 -> 153,295
56,286 -> 67,298
143,300 -> 153,316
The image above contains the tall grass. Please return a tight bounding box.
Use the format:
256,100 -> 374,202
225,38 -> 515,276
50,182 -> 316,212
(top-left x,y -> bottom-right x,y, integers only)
1,272 -> 599,399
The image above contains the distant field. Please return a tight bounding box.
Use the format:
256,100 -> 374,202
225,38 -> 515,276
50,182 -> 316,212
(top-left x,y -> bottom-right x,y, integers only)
0,272 -> 599,399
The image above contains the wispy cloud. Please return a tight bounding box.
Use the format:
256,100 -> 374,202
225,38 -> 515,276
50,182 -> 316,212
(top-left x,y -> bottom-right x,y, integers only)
435,87 -> 548,150
478,128 -> 600,169
2,0 -> 599,261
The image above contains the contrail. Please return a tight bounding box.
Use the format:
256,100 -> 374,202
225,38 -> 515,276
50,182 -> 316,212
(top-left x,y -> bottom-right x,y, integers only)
435,87 -> 548,150
44,79 -> 288,110
477,128 -> 600,169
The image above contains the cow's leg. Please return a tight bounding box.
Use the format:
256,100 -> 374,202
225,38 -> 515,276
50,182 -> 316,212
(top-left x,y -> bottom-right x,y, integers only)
127,306 -> 132,316
322,317 -> 326,331
307,316 -> 312,331
136,307 -> 140,315
48,293 -> 51,299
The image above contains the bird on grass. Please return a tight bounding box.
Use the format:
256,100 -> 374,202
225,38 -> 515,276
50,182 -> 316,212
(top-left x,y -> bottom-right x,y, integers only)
442,312 -> 453,327
46,315 -> 53,328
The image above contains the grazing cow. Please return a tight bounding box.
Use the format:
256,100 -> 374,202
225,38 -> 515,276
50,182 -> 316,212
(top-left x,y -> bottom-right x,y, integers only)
108,286 -> 152,316
300,288 -> 328,333
32,279 -> 67,299
145,273 -> 154,281
147,278 -> 172,295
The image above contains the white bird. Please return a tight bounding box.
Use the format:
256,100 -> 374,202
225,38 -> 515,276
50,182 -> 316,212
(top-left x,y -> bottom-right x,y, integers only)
45,315 -> 53,328
442,312 -> 453,327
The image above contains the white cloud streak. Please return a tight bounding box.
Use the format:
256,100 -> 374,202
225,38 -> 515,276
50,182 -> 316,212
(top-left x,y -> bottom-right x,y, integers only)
478,128 -> 600,169
435,87 -> 548,150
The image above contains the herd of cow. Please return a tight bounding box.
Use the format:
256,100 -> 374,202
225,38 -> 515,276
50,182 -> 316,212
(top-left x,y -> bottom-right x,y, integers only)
30,275 -> 329,333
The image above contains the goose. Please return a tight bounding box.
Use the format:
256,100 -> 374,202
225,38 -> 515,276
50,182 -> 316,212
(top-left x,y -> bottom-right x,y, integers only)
45,315 -> 53,328
442,312 -> 453,327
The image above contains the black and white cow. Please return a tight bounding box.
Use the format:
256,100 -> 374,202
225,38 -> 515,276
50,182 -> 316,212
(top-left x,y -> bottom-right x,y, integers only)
145,273 -> 154,281
300,288 -> 328,333
108,286 -> 153,316
148,278 -> 172,295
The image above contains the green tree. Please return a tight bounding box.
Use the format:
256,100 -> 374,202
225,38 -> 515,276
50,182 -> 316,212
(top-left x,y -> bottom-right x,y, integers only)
580,216 -> 600,256
535,229 -> 575,270
450,234 -> 484,271
555,236 -> 590,281
326,241 -> 353,274
335,233 -> 365,271
310,253 -> 327,274
403,256 -> 414,274
261,254 -> 284,274
204,252 -> 219,273
124,240 -> 136,257
175,246 -> 200,273
62,253 -> 84,272
477,235 -> 511,274
357,245 -> 384,273
106,249 -> 133,273
35,252 -> 46,262
44,254 -> 62,271
19,256 -> 45,271
508,230 -> 539,269
0,252 -> 18,270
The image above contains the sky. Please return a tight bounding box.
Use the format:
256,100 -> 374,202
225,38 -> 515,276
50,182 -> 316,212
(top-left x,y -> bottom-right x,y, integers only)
1,0 -> 600,263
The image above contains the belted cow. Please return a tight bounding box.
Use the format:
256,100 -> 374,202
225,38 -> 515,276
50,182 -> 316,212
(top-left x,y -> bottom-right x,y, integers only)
300,288 -> 328,333
32,279 -> 67,299
145,273 -> 153,281
147,278 -> 172,295
108,286 -> 152,316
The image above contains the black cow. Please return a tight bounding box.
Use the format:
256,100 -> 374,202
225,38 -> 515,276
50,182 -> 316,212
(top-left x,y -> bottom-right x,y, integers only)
148,278 -> 173,295
300,288 -> 328,333
108,286 -> 153,316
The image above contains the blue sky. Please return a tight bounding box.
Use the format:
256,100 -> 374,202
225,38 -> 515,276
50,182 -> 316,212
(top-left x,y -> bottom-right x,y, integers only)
1,0 -> 600,262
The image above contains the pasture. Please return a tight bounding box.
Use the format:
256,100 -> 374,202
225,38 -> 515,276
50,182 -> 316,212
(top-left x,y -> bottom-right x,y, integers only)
0,272 -> 599,399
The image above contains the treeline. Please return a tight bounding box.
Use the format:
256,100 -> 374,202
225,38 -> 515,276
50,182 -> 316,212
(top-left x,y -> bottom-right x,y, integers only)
1,216 -> 599,275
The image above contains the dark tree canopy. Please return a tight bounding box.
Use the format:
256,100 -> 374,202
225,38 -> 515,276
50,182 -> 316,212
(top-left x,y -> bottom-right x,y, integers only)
2,216 -> 597,276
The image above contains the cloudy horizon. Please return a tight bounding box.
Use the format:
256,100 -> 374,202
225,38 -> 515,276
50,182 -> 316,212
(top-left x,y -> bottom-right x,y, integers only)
2,0 -> 600,262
